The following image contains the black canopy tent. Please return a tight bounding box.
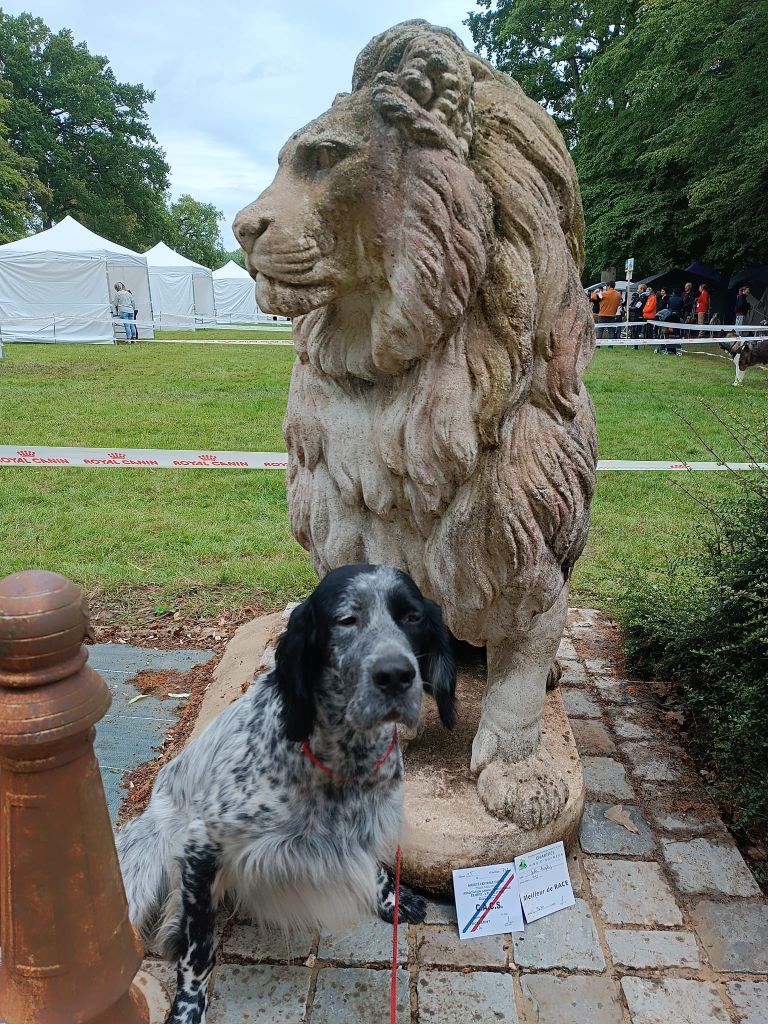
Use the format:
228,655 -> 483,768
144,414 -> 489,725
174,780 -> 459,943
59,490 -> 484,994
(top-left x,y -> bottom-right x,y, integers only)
639,268 -> 719,293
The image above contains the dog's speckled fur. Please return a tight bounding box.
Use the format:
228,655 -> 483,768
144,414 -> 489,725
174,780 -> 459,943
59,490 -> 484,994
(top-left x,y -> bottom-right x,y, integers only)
117,564 -> 456,1024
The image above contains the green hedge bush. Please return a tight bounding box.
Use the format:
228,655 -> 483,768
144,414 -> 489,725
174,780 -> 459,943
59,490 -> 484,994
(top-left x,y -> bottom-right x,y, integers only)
620,471 -> 768,833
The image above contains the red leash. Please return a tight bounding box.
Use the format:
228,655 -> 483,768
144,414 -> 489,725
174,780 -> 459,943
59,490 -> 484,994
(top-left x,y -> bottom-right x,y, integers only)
299,730 -> 402,1022
390,845 -> 402,1024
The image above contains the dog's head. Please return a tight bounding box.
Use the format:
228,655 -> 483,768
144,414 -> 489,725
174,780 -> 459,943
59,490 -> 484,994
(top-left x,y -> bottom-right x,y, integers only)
273,564 -> 457,741
720,333 -> 743,357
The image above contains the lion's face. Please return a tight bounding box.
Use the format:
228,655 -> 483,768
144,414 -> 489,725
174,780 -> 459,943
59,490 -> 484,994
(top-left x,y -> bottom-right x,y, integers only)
234,91 -> 406,318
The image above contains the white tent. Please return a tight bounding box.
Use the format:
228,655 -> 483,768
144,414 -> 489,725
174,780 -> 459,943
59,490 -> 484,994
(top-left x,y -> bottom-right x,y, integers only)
0,216 -> 153,343
144,241 -> 215,329
212,260 -> 289,324
212,260 -> 260,323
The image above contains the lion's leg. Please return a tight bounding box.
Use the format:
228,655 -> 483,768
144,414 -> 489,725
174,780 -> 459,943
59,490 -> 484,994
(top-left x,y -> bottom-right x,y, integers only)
471,587 -> 569,828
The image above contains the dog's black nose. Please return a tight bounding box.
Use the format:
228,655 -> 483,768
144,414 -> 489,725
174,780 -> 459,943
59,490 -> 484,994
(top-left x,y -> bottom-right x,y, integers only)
371,656 -> 416,694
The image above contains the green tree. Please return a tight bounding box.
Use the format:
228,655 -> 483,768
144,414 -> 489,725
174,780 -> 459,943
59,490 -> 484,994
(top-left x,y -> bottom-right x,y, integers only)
0,11 -> 169,248
467,0 -> 640,144
218,248 -> 245,270
574,0 -> 768,280
0,78 -> 45,242
166,194 -> 226,269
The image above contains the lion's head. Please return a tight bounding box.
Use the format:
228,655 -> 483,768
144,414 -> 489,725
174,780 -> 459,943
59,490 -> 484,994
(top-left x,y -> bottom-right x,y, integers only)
235,21 -> 596,644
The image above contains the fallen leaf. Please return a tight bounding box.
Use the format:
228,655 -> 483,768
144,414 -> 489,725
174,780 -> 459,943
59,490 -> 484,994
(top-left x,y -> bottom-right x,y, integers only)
126,693 -> 149,705
604,804 -> 639,834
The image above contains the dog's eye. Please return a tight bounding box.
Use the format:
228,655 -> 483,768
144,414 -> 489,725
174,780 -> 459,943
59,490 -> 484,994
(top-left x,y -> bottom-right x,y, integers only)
337,615 -> 358,626
401,610 -> 422,624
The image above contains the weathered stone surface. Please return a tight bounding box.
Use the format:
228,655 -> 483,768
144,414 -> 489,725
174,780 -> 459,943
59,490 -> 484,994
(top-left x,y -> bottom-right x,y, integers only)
562,688 -> 601,718
418,971 -> 518,1023
579,803 -> 656,855
585,658 -> 613,675
585,859 -> 682,926
571,719 -> 617,755
605,929 -> 700,969
690,900 -> 768,972
318,918 -> 407,965
558,638 -> 578,660
207,965 -> 311,1024
512,899 -> 604,970
140,958 -> 176,999
415,927 -> 508,969
560,660 -> 590,685
222,924 -> 315,963
423,899 -> 457,925
582,757 -> 634,801
235,19 -> 596,832
621,743 -> 680,782
311,968 -> 409,1024
190,612 -> 285,741
651,809 -> 722,833
726,981 -> 768,1024
401,685 -> 585,892
520,976 -> 623,1024
620,978 -> 729,1024
590,676 -> 626,702
611,717 -> 653,740
661,838 -> 761,896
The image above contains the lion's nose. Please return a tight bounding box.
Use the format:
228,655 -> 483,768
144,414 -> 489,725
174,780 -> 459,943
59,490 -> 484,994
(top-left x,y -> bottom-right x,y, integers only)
233,207 -> 272,251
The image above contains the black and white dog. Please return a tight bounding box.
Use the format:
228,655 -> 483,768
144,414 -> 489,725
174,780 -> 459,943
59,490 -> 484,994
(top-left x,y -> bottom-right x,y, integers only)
117,564 -> 456,1024
721,332 -> 768,385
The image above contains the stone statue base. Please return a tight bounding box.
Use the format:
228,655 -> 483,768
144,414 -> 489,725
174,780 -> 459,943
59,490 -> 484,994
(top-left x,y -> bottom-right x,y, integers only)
401,660 -> 584,895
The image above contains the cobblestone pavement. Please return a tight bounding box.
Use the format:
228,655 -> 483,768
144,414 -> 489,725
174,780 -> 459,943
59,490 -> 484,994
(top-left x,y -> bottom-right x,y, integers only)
141,609 -> 768,1022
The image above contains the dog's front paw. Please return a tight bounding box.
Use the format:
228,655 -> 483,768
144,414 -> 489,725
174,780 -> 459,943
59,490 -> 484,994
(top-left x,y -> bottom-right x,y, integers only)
376,868 -> 427,925
397,883 -> 427,924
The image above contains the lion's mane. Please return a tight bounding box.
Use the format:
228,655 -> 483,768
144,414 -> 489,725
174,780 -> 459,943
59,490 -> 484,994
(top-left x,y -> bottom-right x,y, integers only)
284,21 -> 597,645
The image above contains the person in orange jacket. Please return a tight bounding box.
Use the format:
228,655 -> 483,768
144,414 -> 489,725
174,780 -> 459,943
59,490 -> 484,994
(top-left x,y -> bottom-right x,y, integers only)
642,286 -> 658,339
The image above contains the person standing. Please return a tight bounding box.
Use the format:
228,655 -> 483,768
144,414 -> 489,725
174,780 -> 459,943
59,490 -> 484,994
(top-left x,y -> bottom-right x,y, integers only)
681,281 -> 696,323
597,280 -> 621,340
734,287 -> 749,328
589,288 -> 602,324
642,286 -> 658,339
666,287 -> 684,354
114,282 -> 137,342
695,283 -> 710,336
629,283 -> 648,340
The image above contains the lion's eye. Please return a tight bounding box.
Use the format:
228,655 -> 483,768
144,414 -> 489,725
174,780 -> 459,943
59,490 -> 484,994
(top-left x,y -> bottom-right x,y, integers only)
314,144 -> 341,172
337,614 -> 358,626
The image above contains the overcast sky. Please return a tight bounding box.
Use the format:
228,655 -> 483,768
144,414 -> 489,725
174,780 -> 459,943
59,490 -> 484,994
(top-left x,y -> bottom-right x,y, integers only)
6,2 -> 477,247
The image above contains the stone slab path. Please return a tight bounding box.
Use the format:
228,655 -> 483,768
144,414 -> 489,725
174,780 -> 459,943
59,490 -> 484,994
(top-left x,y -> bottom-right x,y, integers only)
137,609 -> 767,1022
91,642 -> 213,822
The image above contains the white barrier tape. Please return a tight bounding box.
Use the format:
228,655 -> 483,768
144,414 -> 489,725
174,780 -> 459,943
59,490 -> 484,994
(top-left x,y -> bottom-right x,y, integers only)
599,319 -> 765,333
0,446 -> 288,468
595,335 -> 767,347
0,446 -> 765,472
598,460 -> 768,471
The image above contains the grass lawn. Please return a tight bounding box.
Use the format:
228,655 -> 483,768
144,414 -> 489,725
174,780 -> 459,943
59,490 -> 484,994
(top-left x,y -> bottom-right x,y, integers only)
0,341 -> 764,617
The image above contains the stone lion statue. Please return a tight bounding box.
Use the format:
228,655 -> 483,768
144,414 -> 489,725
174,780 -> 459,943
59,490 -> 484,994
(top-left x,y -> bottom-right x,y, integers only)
234,20 -> 597,829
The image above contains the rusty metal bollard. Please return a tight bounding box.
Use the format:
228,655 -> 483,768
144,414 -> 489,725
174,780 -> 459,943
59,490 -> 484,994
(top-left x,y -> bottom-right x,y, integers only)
0,570 -> 149,1024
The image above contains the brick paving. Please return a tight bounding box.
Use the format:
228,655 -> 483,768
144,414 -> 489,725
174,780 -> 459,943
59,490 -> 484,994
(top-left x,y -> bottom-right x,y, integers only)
140,608 -> 767,1022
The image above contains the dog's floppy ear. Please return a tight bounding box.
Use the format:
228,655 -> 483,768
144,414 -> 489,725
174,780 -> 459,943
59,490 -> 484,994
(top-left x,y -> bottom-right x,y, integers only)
419,599 -> 457,730
273,599 -> 326,742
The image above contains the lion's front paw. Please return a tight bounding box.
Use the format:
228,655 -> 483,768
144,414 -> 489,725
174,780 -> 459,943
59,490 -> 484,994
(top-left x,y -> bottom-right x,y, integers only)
476,749 -> 569,829
469,721 -> 500,775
